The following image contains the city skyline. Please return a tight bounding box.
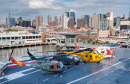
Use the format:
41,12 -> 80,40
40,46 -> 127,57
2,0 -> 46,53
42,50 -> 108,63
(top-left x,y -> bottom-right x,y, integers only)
0,0 -> 130,24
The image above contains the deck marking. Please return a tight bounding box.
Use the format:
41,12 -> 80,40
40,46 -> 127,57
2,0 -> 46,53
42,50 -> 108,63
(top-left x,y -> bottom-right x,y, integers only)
0,68 -> 41,84
36,63 -> 84,84
87,62 -> 130,84
67,58 -> 130,84
0,68 -> 34,80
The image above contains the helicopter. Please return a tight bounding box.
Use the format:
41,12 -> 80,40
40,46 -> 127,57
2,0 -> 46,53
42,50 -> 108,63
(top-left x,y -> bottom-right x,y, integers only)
75,44 -> 116,58
9,50 -> 67,73
59,48 -> 104,63
27,49 -> 81,65
93,47 -> 116,58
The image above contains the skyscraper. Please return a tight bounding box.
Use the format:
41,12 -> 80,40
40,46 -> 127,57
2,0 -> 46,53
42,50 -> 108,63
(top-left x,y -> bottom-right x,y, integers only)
36,15 -> 43,28
62,13 -> 69,28
48,15 -> 51,28
70,19 -> 74,29
128,12 -> 130,20
106,11 -> 113,28
84,15 -> 90,28
114,17 -> 120,28
100,19 -> 109,30
60,16 -> 62,26
54,16 -> 58,26
18,17 -> 22,21
77,18 -> 87,29
32,19 -> 36,28
70,12 -> 76,25
82,18 -> 87,28
65,12 -> 69,17
6,13 -> 15,28
114,18 -> 116,26
22,20 -> 31,27
99,14 -> 103,20
89,13 -> 100,29
77,19 -> 81,29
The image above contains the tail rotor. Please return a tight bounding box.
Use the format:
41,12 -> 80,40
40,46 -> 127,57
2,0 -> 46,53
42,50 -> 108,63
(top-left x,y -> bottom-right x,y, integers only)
9,50 -> 13,61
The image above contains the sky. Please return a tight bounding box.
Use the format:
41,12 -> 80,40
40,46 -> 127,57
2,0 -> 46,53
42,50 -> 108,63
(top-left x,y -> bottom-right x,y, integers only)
0,0 -> 130,24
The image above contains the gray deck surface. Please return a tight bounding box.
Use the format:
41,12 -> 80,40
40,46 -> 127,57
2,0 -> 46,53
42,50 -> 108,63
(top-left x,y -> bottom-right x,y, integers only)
0,48 -> 130,84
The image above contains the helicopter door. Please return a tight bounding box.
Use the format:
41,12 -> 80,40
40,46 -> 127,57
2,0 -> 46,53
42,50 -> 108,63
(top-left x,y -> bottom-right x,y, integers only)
49,65 -> 54,72
54,62 -> 62,72
54,62 -> 57,72
56,63 -> 61,71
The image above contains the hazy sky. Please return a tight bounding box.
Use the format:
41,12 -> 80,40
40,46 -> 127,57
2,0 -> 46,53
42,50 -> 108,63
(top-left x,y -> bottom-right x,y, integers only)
0,0 -> 130,24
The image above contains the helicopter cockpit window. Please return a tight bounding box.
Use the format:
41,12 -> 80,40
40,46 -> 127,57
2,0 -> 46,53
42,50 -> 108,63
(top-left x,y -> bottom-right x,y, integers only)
60,63 -> 64,68
109,50 -> 112,54
49,65 -> 54,69
101,51 -> 104,53
93,50 -> 98,54
57,65 -> 61,68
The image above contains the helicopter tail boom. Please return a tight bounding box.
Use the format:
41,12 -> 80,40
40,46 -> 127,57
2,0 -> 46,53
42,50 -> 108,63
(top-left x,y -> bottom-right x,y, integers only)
9,55 -> 25,66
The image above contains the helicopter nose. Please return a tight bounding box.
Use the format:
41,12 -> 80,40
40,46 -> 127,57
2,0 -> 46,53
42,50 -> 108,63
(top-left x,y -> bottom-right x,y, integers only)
62,66 -> 67,71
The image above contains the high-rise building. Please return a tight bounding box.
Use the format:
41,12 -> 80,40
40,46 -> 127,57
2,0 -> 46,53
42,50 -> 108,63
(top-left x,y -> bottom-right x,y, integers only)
18,17 -> 22,21
89,13 -> 100,29
77,18 -> 87,29
82,17 -> 87,28
36,15 -> 43,28
70,19 -> 74,29
114,18 -> 116,26
54,16 -> 58,26
6,13 -> 15,28
115,17 -> 121,28
65,12 -> 69,17
62,13 -> 69,28
70,12 -> 76,25
100,19 -> 109,30
105,11 -> 113,28
120,20 -> 130,35
32,19 -> 36,28
128,12 -> 130,20
22,20 -> 31,27
99,14 -> 103,20
48,15 -> 51,28
77,19 -> 82,29
84,15 -> 90,28
59,16 -> 62,26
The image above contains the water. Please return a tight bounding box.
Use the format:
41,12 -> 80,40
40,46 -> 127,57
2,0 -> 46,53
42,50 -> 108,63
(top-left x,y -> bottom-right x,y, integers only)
0,45 -> 58,68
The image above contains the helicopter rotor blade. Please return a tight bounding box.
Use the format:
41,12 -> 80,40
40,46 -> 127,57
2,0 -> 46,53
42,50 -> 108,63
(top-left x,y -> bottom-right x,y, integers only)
36,52 -> 45,53
9,50 -> 13,61
11,50 -> 13,56
36,50 -> 59,53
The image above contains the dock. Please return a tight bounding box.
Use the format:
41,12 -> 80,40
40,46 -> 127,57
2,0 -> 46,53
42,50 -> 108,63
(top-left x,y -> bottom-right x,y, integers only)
0,42 -> 57,49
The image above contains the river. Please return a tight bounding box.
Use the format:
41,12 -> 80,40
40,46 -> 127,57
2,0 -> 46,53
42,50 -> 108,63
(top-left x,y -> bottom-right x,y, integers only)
0,45 -> 58,68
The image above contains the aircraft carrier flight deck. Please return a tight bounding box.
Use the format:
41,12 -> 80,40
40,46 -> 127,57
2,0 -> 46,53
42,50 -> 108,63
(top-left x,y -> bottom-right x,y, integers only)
0,48 -> 130,84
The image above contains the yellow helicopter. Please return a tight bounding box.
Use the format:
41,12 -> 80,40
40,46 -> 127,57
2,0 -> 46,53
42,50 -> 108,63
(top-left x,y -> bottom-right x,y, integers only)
59,48 -> 104,63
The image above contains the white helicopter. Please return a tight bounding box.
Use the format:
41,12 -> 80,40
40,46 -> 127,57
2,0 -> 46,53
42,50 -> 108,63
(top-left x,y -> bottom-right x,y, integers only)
75,44 -> 116,58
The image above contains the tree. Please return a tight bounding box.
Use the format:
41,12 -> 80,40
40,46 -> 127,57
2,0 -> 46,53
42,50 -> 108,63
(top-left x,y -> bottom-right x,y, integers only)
87,38 -> 92,43
76,39 -> 79,42
105,41 -> 110,44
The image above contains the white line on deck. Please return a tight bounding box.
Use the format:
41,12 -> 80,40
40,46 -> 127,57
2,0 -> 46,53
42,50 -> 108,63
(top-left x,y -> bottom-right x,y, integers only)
0,68 -> 40,84
67,58 -> 130,84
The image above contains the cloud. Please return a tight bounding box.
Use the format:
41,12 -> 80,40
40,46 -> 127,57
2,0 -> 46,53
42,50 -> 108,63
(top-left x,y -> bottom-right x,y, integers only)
29,0 -> 63,10
70,9 -> 77,13
0,0 -> 130,24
